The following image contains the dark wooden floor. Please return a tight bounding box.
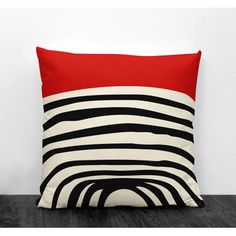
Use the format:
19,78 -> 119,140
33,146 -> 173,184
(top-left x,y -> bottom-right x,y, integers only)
0,195 -> 236,227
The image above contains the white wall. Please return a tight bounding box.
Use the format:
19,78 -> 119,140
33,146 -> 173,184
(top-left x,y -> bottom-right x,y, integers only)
0,8 -> 235,194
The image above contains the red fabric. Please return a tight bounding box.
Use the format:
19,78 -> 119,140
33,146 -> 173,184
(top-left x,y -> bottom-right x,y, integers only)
36,47 -> 201,100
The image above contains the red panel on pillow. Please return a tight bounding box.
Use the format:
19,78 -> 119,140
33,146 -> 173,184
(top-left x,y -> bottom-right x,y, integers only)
36,47 -> 201,100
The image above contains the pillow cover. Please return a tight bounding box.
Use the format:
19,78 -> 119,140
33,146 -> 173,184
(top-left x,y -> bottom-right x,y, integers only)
36,47 -> 204,209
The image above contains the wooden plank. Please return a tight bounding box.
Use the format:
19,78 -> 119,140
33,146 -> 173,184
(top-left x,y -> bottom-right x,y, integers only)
0,195 -> 236,227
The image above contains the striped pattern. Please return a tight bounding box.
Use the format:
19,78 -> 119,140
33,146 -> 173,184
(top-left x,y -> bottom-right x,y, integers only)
37,86 -> 204,208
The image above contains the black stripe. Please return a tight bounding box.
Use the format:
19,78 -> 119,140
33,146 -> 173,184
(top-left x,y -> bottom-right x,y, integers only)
40,160 -> 196,194
49,170 -> 204,208
43,144 -> 194,164
44,94 -> 194,115
43,123 -> 194,147
43,107 -> 193,131
67,178 -> 185,208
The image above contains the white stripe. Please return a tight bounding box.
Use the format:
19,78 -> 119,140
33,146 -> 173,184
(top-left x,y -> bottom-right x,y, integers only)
89,189 -> 103,207
43,131 -> 194,158
43,86 -> 195,108
42,149 -> 194,180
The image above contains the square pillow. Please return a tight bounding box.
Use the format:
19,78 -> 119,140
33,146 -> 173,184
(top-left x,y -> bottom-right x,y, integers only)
36,47 -> 204,209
